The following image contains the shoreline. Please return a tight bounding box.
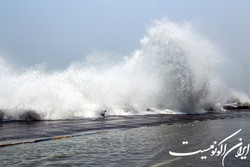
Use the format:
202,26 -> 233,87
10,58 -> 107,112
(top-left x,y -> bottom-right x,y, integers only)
0,109 -> 250,147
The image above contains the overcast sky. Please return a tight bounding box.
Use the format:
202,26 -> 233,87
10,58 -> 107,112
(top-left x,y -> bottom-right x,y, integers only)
0,0 -> 249,90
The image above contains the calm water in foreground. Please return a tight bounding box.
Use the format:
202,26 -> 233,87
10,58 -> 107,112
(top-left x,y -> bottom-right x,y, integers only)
1,113 -> 250,167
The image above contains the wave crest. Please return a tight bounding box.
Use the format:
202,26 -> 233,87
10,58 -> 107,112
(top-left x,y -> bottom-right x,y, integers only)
0,19 -> 246,120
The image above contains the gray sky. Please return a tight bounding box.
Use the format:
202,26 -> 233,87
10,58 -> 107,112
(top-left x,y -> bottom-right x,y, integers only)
0,0 -> 249,90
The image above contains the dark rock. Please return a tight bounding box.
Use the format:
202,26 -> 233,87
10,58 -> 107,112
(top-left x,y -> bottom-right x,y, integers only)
0,110 -> 4,120
19,110 -> 41,121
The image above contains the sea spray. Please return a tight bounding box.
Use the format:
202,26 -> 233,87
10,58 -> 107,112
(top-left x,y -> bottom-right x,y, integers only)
0,19 -> 247,120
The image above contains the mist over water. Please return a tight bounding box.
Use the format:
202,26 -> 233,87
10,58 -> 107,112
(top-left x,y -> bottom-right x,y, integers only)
0,20 -> 249,120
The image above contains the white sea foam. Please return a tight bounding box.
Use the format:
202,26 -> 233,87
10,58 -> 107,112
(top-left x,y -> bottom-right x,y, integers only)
0,19 -> 247,120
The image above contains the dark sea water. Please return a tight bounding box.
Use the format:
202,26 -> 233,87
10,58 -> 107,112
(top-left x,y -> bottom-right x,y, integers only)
1,110 -> 250,167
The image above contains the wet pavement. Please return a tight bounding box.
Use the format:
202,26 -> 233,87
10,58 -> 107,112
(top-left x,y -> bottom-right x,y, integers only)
1,109 -> 250,145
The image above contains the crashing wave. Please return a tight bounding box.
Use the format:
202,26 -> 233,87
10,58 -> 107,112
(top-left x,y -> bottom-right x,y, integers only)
0,19 -> 247,120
